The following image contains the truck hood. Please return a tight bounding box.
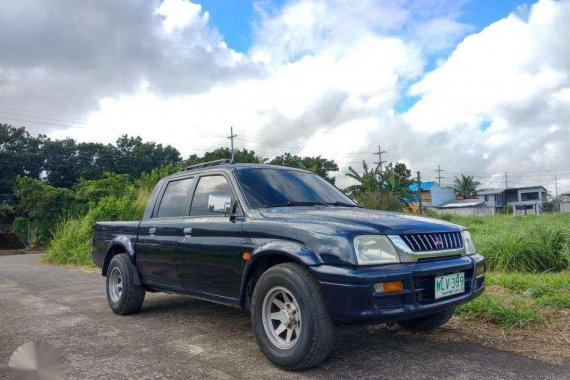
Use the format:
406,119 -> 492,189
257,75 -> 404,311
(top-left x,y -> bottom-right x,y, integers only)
259,206 -> 462,234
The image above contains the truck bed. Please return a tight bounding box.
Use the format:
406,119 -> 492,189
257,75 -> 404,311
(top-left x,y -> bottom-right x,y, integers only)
92,221 -> 141,270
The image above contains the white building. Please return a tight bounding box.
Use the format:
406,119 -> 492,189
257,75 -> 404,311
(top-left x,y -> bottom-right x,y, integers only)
478,186 -> 548,215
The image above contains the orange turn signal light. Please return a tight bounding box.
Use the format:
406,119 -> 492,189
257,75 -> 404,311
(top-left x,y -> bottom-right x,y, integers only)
374,281 -> 403,294
476,265 -> 485,277
242,252 -> 252,261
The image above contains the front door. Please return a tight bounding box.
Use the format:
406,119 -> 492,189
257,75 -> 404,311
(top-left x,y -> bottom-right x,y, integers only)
176,174 -> 243,299
136,177 -> 194,287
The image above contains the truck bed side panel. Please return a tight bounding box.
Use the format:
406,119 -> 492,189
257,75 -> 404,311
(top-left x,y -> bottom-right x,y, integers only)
92,221 -> 141,270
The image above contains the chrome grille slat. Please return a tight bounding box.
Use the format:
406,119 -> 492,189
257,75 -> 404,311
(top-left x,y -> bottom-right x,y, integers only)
400,232 -> 463,252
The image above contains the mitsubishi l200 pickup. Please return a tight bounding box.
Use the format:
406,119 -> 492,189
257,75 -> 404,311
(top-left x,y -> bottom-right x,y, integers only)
92,159 -> 485,370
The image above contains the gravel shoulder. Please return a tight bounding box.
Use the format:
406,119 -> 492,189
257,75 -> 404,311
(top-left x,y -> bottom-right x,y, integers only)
0,254 -> 568,380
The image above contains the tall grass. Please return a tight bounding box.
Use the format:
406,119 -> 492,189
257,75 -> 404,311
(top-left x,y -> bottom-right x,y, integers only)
46,217 -> 93,266
441,214 -> 570,272
45,187 -> 151,266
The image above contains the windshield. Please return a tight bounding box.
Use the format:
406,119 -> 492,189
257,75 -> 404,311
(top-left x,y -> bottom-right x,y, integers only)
234,168 -> 356,208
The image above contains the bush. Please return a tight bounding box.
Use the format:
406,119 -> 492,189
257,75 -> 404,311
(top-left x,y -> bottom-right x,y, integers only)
13,176 -> 87,245
46,217 -> 93,266
356,190 -> 409,212
45,181 -> 153,266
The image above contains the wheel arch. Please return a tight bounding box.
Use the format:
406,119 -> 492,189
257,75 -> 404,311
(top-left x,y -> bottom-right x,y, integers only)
102,236 -> 141,285
239,241 -> 322,310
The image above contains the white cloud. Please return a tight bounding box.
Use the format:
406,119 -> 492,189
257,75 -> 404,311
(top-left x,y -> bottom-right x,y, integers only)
5,0 -> 569,194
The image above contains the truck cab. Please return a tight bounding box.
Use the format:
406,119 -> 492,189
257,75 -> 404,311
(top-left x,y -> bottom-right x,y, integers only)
92,160 -> 485,370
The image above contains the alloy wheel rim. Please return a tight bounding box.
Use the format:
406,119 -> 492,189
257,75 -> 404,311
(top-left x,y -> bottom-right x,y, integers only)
109,267 -> 123,303
261,286 -> 302,350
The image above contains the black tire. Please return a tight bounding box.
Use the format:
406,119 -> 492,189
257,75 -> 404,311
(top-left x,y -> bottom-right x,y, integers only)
251,263 -> 336,370
397,306 -> 455,332
106,253 -> 145,315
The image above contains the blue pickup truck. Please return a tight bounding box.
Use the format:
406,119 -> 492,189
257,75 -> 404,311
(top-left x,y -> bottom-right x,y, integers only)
92,160 -> 485,370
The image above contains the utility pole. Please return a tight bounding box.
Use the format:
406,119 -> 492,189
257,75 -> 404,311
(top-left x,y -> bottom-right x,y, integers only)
417,171 -> 423,215
435,165 -> 445,186
504,171 -> 509,189
373,146 -> 386,171
555,174 -> 559,212
227,127 -> 237,162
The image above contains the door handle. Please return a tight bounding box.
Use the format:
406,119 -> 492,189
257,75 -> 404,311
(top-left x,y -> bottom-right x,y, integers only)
183,227 -> 192,236
149,227 -> 156,235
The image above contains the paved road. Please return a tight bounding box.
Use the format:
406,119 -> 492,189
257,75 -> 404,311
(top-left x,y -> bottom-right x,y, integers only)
0,254 -> 568,379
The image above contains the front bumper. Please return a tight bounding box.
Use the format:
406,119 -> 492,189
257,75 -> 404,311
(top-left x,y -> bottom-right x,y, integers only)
311,254 -> 485,324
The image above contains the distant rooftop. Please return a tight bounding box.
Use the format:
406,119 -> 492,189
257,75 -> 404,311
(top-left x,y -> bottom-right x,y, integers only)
438,199 -> 486,208
479,185 -> 547,195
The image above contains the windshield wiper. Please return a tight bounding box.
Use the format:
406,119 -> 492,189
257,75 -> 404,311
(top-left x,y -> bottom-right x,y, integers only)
324,201 -> 361,207
265,201 -> 328,208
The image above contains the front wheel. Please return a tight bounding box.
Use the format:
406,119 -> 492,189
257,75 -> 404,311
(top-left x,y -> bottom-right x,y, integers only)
397,306 -> 455,332
251,263 -> 336,370
106,253 -> 145,315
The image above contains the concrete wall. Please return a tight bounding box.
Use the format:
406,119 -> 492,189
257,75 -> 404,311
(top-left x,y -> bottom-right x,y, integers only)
430,206 -> 495,217
431,185 -> 456,206
562,202 -> 570,213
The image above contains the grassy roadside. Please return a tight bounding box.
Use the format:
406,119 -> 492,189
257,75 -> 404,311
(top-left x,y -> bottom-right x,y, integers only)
457,271 -> 570,328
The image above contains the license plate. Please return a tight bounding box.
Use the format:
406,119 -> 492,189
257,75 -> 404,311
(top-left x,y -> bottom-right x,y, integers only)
434,273 -> 465,299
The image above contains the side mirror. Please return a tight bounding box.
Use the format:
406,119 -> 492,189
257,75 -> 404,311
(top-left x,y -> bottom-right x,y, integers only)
227,199 -> 241,218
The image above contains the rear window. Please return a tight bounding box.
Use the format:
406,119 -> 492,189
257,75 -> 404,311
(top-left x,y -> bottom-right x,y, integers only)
156,178 -> 194,217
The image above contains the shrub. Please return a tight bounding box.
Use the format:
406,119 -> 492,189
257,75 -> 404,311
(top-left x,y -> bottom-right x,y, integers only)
13,176 -> 87,245
46,217 -> 93,266
356,190 -> 410,212
45,185 -> 152,266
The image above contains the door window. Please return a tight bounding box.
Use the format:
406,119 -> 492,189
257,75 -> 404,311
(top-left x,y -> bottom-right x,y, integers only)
190,175 -> 233,216
156,178 -> 194,218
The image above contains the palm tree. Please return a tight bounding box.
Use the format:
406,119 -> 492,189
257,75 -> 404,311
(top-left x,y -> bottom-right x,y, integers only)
454,174 -> 481,199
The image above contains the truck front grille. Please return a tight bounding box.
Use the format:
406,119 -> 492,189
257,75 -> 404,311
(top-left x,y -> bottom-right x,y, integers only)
401,232 -> 463,252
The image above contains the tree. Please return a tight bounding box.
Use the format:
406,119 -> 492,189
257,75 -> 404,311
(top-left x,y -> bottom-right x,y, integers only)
381,163 -> 413,200
0,124 -> 44,196
454,174 -> 481,199
344,160 -> 414,211
112,135 -> 181,179
269,153 -> 338,183
344,161 -> 381,196
183,148 -> 266,167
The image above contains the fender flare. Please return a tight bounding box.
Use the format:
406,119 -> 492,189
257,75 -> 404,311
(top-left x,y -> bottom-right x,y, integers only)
102,236 -> 142,285
239,240 -> 322,306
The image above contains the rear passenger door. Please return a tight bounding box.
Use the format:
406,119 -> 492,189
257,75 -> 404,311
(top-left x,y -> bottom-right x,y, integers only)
137,177 -> 194,287
176,174 -> 244,299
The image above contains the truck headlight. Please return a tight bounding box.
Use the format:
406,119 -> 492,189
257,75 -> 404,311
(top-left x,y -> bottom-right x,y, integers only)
353,235 -> 400,265
462,230 -> 477,255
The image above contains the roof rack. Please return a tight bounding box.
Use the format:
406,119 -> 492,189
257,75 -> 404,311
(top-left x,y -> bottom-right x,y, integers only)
183,159 -> 233,171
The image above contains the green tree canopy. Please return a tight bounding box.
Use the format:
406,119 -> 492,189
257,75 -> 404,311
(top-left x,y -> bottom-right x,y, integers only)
269,153 -> 339,183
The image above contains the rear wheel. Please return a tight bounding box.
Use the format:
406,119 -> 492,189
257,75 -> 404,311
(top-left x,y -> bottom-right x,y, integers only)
251,263 -> 336,370
106,253 -> 145,315
397,306 -> 455,332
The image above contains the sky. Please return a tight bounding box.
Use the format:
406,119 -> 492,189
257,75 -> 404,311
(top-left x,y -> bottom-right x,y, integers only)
1,0 -> 569,194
